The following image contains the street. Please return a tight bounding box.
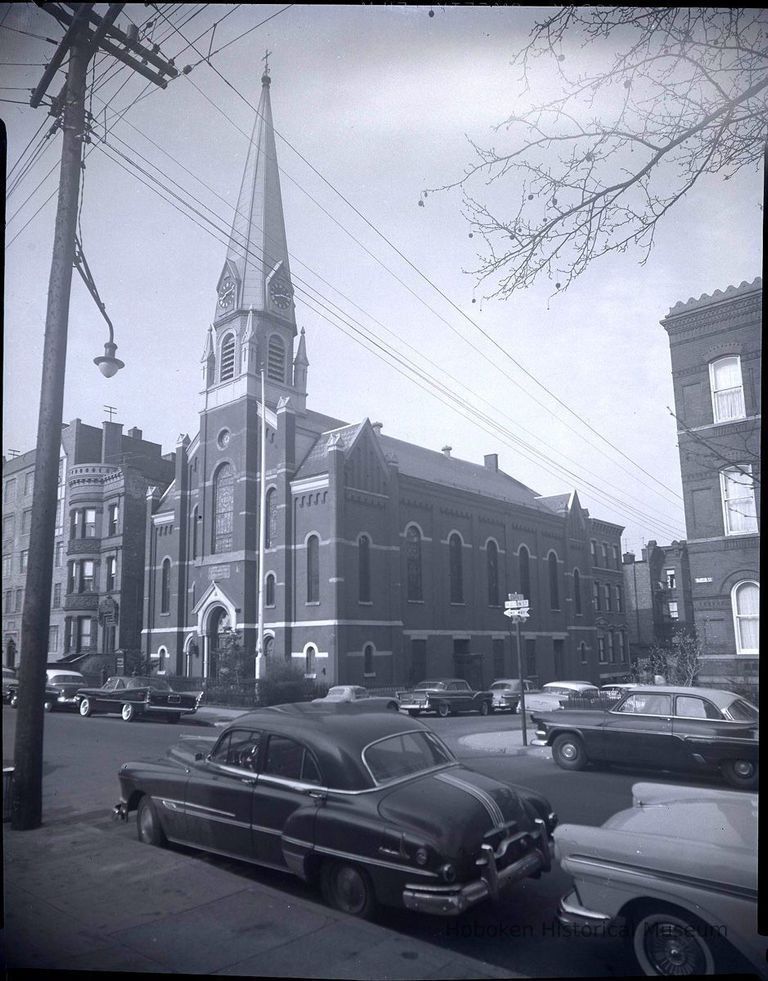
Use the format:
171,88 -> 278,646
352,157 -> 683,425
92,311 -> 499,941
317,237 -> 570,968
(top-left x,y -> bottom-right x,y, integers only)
3,704 -> 736,977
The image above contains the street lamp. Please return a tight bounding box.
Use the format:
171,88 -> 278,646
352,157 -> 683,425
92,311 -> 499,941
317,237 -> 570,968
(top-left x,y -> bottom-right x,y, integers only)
94,336 -> 125,378
75,236 -> 125,378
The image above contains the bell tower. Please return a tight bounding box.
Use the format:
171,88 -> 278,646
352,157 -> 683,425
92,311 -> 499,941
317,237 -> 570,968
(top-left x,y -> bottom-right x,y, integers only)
205,61 -> 307,411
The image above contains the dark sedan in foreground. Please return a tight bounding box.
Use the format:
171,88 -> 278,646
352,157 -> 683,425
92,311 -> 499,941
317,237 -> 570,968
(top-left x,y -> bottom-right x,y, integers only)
114,703 -> 556,918
76,675 -> 203,723
532,686 -> 758,789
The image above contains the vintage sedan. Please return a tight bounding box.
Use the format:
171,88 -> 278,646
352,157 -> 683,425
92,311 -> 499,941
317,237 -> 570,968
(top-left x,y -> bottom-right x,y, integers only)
43,669 -> 87,712
396,679 -> 494,717
555,782 -> 762,976
490,678 -> 534,713
114,703 -> 557,918
524,681 -> 600,714
312,685 -> 399,711
532,686 -> 758,789
75,675 -> 203,723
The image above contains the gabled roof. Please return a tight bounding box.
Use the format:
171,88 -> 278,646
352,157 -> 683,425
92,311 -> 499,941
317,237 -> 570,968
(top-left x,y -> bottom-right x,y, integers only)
294,422 -> 366,479
536,493 -> 571,514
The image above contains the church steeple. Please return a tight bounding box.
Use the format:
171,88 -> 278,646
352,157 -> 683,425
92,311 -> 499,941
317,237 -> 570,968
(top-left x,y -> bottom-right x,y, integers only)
214,62 -> 295,331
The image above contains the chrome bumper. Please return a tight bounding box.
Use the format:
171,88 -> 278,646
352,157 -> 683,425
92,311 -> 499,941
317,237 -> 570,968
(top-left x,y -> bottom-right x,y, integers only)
556,890 -> 613,930
403,826 -> 553,916
113,800 -> 129,821
530,737 -> 549,747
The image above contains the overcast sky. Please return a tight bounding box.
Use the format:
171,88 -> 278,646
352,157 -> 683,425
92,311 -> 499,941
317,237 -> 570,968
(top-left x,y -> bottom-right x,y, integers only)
2,4 -> 763,555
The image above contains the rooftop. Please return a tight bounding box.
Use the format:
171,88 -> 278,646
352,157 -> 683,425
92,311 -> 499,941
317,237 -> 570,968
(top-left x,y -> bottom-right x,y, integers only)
664,277 -> 762,318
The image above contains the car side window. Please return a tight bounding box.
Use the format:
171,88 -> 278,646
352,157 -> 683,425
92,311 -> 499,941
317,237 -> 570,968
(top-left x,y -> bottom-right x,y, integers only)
675,696 -> 721,720
211,729 -> 262,770
263,734 -> 320,784
617,693 -> 671,715
114,679 -> 125,690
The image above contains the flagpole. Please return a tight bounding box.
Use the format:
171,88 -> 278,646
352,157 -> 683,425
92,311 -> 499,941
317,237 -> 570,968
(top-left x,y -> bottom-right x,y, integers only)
256,366 -> 266,682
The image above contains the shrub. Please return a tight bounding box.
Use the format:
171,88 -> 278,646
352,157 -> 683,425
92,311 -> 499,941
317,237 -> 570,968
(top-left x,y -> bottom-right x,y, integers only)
259,661 -> 322,706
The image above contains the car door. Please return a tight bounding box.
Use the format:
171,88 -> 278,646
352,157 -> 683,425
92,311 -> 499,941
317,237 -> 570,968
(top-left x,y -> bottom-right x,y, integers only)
449,680 -> 472,711
669,694 -> 725,770
182,728 -> 262,860
600,692 -> 674,765
251,733 -> 323,868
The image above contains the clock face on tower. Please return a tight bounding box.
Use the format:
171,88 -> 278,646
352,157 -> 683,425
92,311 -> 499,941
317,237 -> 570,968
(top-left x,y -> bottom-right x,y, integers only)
269,278 -> 293,310
218,277 -> 236,310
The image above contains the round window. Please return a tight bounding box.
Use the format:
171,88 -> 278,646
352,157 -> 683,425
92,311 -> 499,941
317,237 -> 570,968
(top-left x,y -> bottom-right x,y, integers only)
217,429 -> 231,449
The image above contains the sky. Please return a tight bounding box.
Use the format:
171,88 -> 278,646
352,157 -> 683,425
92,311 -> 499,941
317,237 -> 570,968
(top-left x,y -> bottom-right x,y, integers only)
2,3 -> 764,556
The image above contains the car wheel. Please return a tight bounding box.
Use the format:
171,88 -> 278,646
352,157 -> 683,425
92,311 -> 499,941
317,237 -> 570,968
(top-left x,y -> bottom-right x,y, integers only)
320,860 -> 377,919
78,698 -> 92,717
437,702 -> 450,718
121,703 -> 138,722
479,701 -> 491,716
552,733 -> 588,771
386,701 -> 399,712
720,758 -> 757,790
43,700 -> 54,713
632,906 -> 717,976
137,795 -> 166,848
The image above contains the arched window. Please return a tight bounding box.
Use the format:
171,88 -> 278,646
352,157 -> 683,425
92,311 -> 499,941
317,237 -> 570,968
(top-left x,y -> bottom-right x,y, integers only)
267,334 -> 286,382
219,333 -> 236,382
307,535 -> 319,603
405,525 -> 423,601
265,573 -> 276,607
358,534 -> 371,603
579,642 -> 587,664
573,568 -> 582,615
518,545 -> 530,600
158,646 -> 167,672
732,581 -> 759,653
265,488 -> 277,549
449,533 -> 463,603
161,558 -> 171,614
487,540 -> 499,606
212,463 -> 234,553
363,643 -> 374,675
720,466 -> 758,535
305,645 -> 316,675
264,635 -> 274,658
709,355 -> 745,422
548,552 -> 559,610
191,506 -> 199,560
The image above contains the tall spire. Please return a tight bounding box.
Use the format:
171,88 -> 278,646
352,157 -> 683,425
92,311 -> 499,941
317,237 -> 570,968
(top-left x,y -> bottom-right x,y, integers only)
215,62 -> 295,330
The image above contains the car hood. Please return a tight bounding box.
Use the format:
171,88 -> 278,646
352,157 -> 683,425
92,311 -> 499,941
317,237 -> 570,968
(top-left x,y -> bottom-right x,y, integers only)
377,765 -> 538,854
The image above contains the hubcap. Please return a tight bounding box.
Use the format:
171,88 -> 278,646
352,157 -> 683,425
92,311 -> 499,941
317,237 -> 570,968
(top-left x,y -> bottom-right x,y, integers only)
335,867 -> 366,914
645,922 -> 706,975
734,760 -> 753,778
561,743 -> 577,760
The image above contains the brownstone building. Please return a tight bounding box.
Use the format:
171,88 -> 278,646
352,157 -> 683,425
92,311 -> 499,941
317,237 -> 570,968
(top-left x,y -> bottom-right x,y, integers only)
622,540 -> 694,662
662,279 -> 761,696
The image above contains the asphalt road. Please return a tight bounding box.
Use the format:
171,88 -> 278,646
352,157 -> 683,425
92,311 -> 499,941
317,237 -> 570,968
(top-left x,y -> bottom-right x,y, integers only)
1,705 -> 732,978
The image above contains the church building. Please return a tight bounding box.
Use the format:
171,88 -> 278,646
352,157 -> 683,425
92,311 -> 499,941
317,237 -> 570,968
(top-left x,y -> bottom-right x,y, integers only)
142,70 -> 628,690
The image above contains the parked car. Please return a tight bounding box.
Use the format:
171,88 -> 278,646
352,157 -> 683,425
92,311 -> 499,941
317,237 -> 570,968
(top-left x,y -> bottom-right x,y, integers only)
524,681 -> 600,714
75,675 -> 203,723
555,782 -> 762,976
2,666 -> 17,704
114,702 -> 557,918
312,685 -> 399,711
532,685 -> 758,789
489,678 -> 534,713
43,669 -> 87,712
600,682 -> 637,701
396,679 -> 494,717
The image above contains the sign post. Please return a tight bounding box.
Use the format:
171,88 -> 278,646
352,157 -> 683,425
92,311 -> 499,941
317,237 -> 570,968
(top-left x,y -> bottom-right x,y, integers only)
504,593 -> 531,745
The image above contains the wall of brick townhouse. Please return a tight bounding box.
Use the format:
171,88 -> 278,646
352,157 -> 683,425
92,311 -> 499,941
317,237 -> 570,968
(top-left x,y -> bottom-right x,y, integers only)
661,279 -> 760,694
622,541 -> 693,656
143,395 -> 628,689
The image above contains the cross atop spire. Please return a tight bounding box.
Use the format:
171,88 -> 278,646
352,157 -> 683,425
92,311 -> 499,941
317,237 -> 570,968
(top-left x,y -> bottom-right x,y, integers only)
262,49 -> 271,85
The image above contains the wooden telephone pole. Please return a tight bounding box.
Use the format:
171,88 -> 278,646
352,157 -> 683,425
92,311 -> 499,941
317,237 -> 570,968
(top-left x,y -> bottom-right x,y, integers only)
12,3 -> 177,830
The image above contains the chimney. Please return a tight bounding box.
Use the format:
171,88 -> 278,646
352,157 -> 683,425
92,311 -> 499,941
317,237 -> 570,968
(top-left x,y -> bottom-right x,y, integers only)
441,445 -> 452,457
127,427 -> 142,440
371,422 -> 383,436
484,453 -> 498,471
622,551 -> 635,564
101,421 -> 123,465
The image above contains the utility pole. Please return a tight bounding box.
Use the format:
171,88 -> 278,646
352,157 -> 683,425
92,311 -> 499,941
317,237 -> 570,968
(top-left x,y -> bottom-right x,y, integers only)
12,3 -> 177,831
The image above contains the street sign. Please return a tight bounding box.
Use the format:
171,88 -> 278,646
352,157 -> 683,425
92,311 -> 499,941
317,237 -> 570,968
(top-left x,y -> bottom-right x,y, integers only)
504,607 -> 530,619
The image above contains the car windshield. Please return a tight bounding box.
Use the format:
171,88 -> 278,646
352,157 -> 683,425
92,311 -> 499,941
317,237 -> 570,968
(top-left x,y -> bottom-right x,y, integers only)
48,674 -> 84,684
491,682 -> 514,691
415,681 -> 445,690
363,731 -> 454,785
725,698 -> 759,722
125,677 -> 171,690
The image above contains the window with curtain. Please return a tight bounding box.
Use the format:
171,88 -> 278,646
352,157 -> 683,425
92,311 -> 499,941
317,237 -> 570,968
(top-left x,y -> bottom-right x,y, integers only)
709,355 -> 745,422
548,552 -> 559,610
406,525 -> 422,601
220,333 -> 236,381
449,533 -> 463,603
732,581 -> 759,653
267,334 -> 286,382
358,535 -> 371,602
720,466 -> 758,535
161,559 -> 171,613
573,568 -> 582,615
518,545 -> 530,600
487,540 -> 499,606
213,463 -> 235,552
307,535 -> 319,603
